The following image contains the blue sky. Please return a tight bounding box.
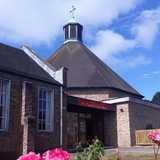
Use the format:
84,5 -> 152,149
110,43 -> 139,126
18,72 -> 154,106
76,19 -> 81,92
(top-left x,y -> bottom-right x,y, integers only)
0,0 -> 160,100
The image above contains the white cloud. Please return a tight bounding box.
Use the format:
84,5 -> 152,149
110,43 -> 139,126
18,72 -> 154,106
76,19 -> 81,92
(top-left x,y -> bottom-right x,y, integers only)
89,6 -> 160,69
0,0 -> 153,70
76,0 -> 141,25
90,29 -> 151,69
132,7 -> 160,48
103,52 -> 151,70
123,55 -> 151,68
0,0 -> 142,44
91,30 -> 136,60
143,70 -> 160,78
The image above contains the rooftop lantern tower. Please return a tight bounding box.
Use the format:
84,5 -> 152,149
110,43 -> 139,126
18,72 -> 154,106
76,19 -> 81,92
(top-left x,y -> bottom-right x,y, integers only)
63,6 -> 83,43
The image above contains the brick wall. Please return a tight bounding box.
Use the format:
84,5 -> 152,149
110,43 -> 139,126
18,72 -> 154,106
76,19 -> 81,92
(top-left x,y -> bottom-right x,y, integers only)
67,90 -> 110,101
35,86 -> 61,153
63,112 -> 78,146
116,103 -> 131,147
129,101 -> 160,146
67,88 -> 137,148
0,71 -> 61,157
104,111 -> 117,147
67,89 -> 139,101
113,100 -> 160,147
0,72 -> 23,159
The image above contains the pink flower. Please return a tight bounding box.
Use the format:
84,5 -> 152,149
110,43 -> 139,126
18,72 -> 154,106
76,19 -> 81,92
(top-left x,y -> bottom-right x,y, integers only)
17,152 -> 42,160
148,131 -> 160,145
42,148 -> 71,160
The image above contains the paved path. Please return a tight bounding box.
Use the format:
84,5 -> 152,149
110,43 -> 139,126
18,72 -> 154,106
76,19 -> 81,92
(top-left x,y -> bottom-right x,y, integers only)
105,146 -> 155,155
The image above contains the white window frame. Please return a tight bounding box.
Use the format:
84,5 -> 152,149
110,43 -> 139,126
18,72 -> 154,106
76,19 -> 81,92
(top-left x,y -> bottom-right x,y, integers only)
0,79 -> 11,131
37,87 -> 54,132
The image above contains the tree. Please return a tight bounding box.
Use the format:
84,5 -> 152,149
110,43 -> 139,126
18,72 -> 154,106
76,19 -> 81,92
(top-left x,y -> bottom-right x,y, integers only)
152,92 -> 160,105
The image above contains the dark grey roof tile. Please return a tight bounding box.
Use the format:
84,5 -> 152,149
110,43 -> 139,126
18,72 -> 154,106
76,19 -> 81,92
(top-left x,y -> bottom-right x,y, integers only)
47,41 -> 142,97
0,43 -> 60,85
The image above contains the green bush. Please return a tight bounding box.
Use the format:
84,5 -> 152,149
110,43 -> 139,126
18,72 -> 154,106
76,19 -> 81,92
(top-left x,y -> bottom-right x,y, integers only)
72,139 -> 104,160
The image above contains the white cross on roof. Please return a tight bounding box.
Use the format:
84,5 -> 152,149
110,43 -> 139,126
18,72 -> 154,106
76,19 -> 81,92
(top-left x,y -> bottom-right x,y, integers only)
69,5 -> 76,20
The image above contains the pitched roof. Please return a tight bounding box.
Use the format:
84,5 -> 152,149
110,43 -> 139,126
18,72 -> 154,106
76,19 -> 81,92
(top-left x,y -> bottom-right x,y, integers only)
47,41 -> 143,97
0,43 -> 60,85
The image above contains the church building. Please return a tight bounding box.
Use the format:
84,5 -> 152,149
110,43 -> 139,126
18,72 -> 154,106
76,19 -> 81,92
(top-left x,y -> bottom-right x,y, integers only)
47,19 -> 160,148
0,17 -> 160,159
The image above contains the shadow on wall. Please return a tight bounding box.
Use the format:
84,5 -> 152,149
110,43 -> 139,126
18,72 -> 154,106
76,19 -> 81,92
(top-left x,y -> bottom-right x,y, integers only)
0,152 -> 18,160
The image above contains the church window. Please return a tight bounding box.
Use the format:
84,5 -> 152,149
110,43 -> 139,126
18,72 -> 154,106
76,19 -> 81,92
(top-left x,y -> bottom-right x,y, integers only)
38,88 -> 53,131
0,79 -> 10,131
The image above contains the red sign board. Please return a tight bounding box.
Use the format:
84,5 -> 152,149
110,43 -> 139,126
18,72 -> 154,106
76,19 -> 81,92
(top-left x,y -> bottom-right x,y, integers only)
78,98 -> 110,110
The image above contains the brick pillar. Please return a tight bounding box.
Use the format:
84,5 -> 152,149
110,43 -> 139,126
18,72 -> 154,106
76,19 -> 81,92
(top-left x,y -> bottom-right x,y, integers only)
116,103 -> 131,147
21,82 -> 36,154
23,116 -> 36,154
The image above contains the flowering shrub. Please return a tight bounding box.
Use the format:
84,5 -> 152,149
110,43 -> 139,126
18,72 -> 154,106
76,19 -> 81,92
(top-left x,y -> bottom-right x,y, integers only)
148,131 -> 160,159
17,149 -> 71,160
42,148 -> 71,160
148,131 -> 160,145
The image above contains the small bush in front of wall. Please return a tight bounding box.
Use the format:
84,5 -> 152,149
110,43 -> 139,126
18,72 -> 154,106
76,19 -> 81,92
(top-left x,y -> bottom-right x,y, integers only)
72,138 -> 104,160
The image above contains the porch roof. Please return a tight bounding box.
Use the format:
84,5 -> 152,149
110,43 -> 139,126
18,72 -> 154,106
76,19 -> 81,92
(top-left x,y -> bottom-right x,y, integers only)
67,95 -> 115,111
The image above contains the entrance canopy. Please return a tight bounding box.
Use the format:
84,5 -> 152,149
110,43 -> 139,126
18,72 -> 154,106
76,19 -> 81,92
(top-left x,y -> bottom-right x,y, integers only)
67,96 -> 115,111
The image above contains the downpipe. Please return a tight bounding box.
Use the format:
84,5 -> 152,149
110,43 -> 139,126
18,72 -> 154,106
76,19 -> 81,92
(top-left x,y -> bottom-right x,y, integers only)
60,86 -> 63,147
